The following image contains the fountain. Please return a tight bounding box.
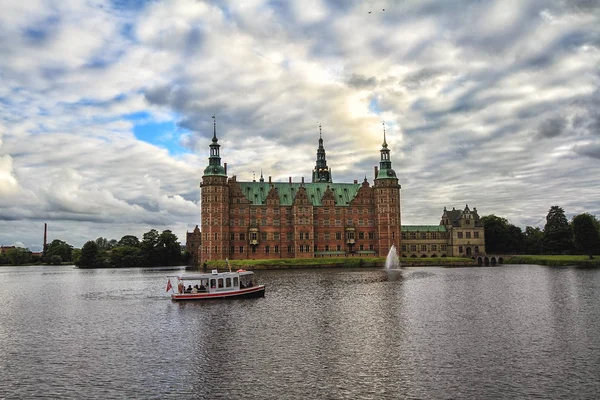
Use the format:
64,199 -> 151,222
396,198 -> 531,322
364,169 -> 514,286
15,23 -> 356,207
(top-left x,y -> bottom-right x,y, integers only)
385,245 -> 401,270
384,245 -> 402,281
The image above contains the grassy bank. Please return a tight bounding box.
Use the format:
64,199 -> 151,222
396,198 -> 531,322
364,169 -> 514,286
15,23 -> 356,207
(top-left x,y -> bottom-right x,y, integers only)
504,255 -> 600,267
203,256 -> 477,270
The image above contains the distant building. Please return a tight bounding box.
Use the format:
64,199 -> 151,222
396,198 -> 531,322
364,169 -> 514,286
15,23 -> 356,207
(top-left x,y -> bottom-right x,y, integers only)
198,120 -> 401,262
186,225 -> 202,266
0,246 -> 16,254
401,205 -> 486,258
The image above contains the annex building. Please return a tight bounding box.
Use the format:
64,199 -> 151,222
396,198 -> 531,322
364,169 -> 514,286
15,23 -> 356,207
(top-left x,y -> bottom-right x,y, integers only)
188,120 -> 485,265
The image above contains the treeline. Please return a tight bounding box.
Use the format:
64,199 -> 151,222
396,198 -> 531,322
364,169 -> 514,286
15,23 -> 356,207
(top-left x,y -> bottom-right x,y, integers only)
76,229 -> 183,268
482,206 -> 600,258
0,229 -> 184,267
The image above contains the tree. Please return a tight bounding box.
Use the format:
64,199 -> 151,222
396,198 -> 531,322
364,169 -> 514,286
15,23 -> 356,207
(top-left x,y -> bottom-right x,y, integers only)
45,239 -> 73,263
5,247 -> 32,265
50,255 -> 63,265
572,213 -> 600,259
95,237 -> 116,251
110,246 -> 143,268
118,235 -> 140,248
157,230 -> 182,266
77,241 -> 99,268
480,215 -> 524,254
141,229 -> 160,266
524,226 -> 543,255
542,206 -> 573,254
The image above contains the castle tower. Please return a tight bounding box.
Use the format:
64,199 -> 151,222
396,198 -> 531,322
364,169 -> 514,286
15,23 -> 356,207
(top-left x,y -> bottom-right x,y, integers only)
312,124 -> 332,183
200,116 -> 230,262
374,122 -> 402,256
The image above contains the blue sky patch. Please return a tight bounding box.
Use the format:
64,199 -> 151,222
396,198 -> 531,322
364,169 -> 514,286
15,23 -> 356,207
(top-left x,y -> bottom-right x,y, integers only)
131,118 -> 190,156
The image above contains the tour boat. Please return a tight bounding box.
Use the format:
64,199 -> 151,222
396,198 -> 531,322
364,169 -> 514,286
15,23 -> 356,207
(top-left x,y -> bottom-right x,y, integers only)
166,269 -> 265,300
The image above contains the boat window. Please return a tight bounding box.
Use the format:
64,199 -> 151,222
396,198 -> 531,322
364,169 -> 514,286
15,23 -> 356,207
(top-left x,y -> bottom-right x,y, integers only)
226,277 -> 231,288
218,278 -> 224,288
210,279 -> 216,288
233,277 -> 239,286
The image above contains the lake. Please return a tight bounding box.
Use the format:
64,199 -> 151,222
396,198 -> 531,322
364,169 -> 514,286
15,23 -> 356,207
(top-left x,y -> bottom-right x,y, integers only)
0,265 -> 599,399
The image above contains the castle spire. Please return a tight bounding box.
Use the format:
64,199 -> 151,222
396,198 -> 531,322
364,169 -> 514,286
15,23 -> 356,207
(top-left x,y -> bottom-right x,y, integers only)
312,123 -> 332,183
203,115 -> 226,177
376,121 -> 397,180
212,115 -> 217,142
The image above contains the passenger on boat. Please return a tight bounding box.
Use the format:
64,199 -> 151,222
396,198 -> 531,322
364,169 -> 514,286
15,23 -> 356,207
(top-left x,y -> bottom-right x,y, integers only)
178,282 -> 184,294
186,285 -> 192,293
191,285 -> 198,294
199,283 -> 207,292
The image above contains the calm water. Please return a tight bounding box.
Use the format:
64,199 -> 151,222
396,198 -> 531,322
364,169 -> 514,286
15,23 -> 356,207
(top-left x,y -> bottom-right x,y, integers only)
1,265 -> 599,399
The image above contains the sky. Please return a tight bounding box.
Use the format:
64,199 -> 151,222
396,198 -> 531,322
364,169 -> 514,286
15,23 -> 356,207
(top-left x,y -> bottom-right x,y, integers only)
1,0 -> 599,251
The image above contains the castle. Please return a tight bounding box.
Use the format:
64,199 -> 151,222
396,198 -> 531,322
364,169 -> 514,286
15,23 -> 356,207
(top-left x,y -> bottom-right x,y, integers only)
187,120 -> 484,265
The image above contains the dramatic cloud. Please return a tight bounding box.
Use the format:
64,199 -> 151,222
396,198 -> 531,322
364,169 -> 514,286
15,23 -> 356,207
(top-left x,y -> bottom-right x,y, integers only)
1,0 -> 599,251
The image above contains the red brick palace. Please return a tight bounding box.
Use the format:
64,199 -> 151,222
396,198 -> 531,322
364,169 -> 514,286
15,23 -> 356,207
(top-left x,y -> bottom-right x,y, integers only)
197,120 -> 401,263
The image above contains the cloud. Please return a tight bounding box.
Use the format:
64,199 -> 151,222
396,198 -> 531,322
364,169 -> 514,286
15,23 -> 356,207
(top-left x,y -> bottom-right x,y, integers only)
538,117 -> 567,138
1,0 -> 600,249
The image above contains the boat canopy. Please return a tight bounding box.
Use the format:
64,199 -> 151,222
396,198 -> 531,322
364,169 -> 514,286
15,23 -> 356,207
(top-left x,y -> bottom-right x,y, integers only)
167,270 -> 255,281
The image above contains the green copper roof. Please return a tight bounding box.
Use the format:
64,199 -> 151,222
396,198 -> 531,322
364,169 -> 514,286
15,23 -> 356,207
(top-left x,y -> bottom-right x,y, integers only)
376,168 -> 397,179
402,225 -> 447,232
203,164 -> 227,176
237,182 -> 361,206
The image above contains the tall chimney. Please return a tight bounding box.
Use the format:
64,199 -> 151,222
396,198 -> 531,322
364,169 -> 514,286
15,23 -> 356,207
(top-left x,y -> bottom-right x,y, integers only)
289,176 -> 292,184
269,176 -> 272,184
43,223 -> 47,253
374,166 -> 378,180
301,177 -> 304,184
224,162 -> 227,175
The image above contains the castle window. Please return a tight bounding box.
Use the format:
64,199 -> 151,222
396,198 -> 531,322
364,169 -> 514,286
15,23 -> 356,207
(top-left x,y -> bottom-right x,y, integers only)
337,245 -> 341,251
457,232 -> 463,238
251,246 -> 256,254
359,232 -> 364,239
369,232 -> 375,239
369,244 -> 374,251
214,233 -> 218,240
336,232 -> 342,240
230,246 -> 234,254
325,245 -> 329,251
474,246 -> 479,253
431,244 -> 437,251
265,246 -> 270,254
421,245 -> 427,251
230,233 -> 235,241
466,232 -> 471,239
410,232 -> 416,239
465,219 -> 471,225
474,232 -> 479,238
441,244 -> 447,251
274,232 -> 280,240
240,233 -> 245,240
420,233 -> 427,239
402,245 -> 407,252
275,245 -> 279,253
239,246 -> 244,253
410,245 -> 417,252
459,246 -> 463,253
360,245 -> 364,251
402,233 -> 407,239
431,233 -> 437,239
287,245 -> 292,253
